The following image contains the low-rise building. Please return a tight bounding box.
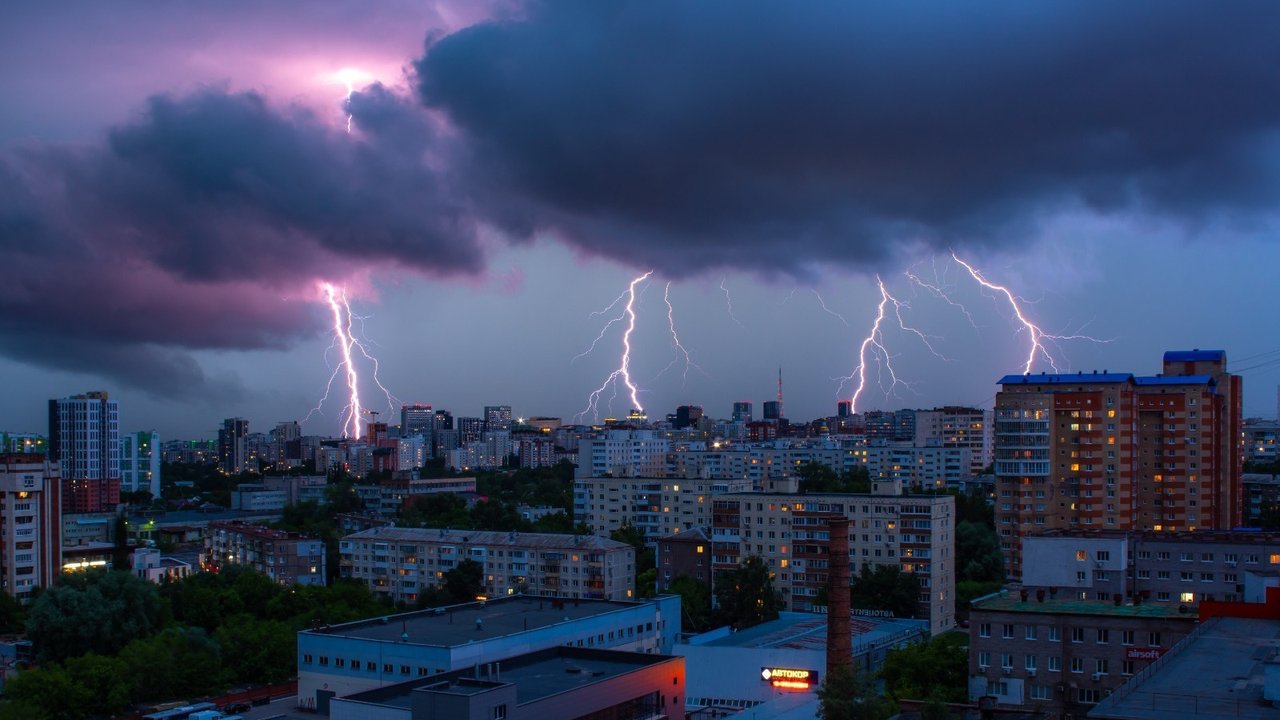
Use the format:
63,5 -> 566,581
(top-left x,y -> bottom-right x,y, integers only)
297,594 -> 681,707
340,527 -> 635,604
203,520 -> 326,586
679,611 -> 927,713
327,646 -> 685,720
967,590 -> 1198,717
131,547 -> 192,583
656,527 -> 713,593
1021,529 -> 1280,607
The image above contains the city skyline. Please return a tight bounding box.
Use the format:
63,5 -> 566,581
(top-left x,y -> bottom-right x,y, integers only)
4,2 -> 1280,437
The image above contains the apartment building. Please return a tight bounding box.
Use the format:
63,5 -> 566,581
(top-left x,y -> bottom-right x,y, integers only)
994,350 -> 1243,578
864,443 -> 972,491
913,406 -> 994,476
339,527 -> 635,605
574,476 -> 753,545
967,591 -> 1197,717
1022,529 -> 1280,607
710,489 -> 955,634
203,520 -> 326,585
0,455 -> 61,601
576,430 -> 671,479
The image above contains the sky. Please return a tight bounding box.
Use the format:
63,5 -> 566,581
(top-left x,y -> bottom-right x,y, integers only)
3,0 -> 1280,439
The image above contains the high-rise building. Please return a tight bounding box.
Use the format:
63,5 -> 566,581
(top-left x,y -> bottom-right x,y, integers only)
994,350 -> 1243,578
762,400 -> 783,421
120,430 -> 160,498
218,418 -> 249,474
913,406 -> 993,476
0,455 -> 62,602
400,403 -> 434,438
48,391 -> 121,512
673,405 -> 703,430
484,405 -> 513,433
457,417 -> 485,445
731,401 -> 753,423
837,400 -> 852,418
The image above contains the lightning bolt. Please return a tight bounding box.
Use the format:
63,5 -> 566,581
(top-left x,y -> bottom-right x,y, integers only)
810,289 -> 850,327
951,252 -> 1106,374
904,261 -> 979,330
654,281 -> 706,385
838,275 -> 949,412
577,271 -> 654,423
305,282 -> 401,439
319,282 -> 364,438
332,67 -> 372,134
720,277 -> 746,328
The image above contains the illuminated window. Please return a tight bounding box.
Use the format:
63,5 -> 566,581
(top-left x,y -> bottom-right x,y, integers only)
1180,592 -> 1194,602
696,545 -> 704,554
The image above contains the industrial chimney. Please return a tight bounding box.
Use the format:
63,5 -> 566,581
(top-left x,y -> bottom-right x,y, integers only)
826,515 -> 852,678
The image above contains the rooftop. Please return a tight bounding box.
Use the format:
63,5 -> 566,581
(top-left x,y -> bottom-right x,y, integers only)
1090,616 -> 1280,720
1164,350 -> 1226,363
998,372 -> 1134,385
339,646 -> 677,709
687,611 -> 926,651
343,526 -> 630,551
972,593 -> 1194,619
1031,527 -> 1280,545
304,595 -> 647,646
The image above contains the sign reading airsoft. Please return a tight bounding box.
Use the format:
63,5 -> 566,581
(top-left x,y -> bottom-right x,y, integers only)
760,667 -> 819,690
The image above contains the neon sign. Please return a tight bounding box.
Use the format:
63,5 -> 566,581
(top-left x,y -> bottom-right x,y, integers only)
760,667 -> 818,690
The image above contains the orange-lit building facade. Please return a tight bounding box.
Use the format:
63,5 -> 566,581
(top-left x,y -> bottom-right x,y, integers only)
995,350 -> 1243,579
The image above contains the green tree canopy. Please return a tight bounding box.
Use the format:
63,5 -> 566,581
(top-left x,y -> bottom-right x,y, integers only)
956,520 -> 1004,583
849,564 -> 920,619
26,570 -> 164,663
879,635 -> 968,703
119,627 -> 225,702
817,663 -> 892,720
667,575 -> 711,633
714,555 -> 781,630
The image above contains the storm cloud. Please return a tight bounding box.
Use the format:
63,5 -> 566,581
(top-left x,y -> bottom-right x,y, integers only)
0,85 -> 478,395
416,0 -> 1280,275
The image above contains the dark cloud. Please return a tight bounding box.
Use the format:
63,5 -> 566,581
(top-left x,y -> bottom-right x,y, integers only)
0,86 -> 479,395
415,1 -> 1280,275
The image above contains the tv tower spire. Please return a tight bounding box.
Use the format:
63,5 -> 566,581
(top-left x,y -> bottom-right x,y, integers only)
777,367 -> 783,403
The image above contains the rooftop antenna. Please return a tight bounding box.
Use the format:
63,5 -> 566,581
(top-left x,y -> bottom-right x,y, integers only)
777,367 -> 784,403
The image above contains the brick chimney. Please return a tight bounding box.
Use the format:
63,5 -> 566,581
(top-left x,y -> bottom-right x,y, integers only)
826,515 -> 852,677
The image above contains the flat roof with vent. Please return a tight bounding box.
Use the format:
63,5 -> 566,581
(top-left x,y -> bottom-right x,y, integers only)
303,595 -> 644,647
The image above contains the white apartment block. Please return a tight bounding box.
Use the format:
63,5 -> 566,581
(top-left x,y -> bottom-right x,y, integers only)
0,455 -> 61,601
574,476 -> 753,545
712,490 -> 955,635
340,527 -> 635,605
119,431 -> 160,497
913,406 -> 993,476
864,443 -> 972,490
576,430 -> 671,478
446,431 -> 513,471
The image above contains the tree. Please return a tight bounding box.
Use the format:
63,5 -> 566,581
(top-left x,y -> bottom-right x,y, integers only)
666,575 -> 711,633
879,636 -> 968,702
797,462 -> 870,493
635,568 -> 657,598
26,571 -> 164,662
817,663 -> 892,720
63,653 -> 132,717
3,665 -> 92,720
0,590 -> 26,634
215,614 -> 297,684
118,627 -> 225,702
714,556 -> 781,630
955,520 -> 1004,582
849,564 -> 920,619
443,559 -> 485,603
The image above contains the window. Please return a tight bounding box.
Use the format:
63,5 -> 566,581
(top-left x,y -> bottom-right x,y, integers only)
1002,624 -> 1014,639
1122,630 -> 1135,645
1048,656 -> 1061,672
1030,685 -> 1052,700
1157,591 -> 1171,601
1181,592 -> 1195,602
1078,688 -> 1103,704
1001,654 -> 1013,670
1122,660 -> 1136,675
1049,626 -> 1061,642
1149,632 -> 1163,647
978,652 -> 990,669
1070,658 -> 1083,674
1025,655 -> 1037,670
1071,628 -> 1085,643
979,623 -> 991,638
1096,629 -> 1109,644
1025,625 -> 1037,641
1096,659 -> 1109,675
492,704 -> 508,720
1096,550 -> 1110,561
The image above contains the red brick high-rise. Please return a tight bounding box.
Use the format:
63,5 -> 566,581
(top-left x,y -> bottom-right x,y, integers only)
994,350 -> 1243,578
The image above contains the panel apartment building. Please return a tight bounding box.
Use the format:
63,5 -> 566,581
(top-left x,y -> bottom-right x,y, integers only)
574,476 -> 754,546
203,520 -> 326,586
0,455 -> 62,601
994,350 -> 1243,578
339,527 -> 635,605
710,487 -> 956,635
